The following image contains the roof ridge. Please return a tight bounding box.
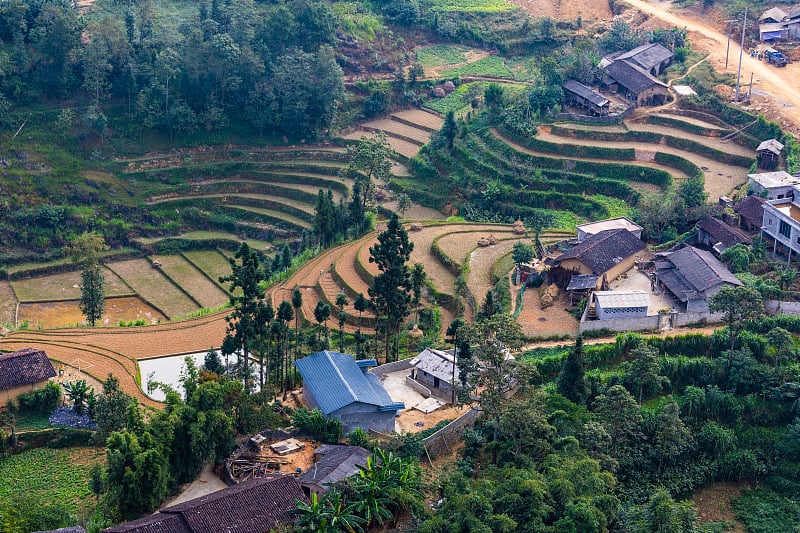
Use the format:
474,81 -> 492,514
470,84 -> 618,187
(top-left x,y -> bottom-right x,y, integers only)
325,350 -> 359,404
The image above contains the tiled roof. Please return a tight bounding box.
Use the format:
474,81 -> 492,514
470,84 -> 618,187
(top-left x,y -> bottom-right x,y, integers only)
735,196 -> 766,225
615,43 -> 673,72
557,229 -> 647,275
295,351 -> 400,415
298,445 -> 371,491
104,475 -> 308,533
562,79 -> 609,107
605,60 -> 668,95
760,7 -> 787,22
695,217 -> 751,248
410,347 -> 458,383
0,348 -> 56,391
657,246 -> 742,301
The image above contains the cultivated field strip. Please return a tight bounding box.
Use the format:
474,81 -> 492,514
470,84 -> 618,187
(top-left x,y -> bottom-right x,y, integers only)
182,250 -> 234,292
342,130 -> 423,159
107,259 -> 200,319
221,205 -> 312,229
153,255 -> 230,309
196,179 -> 348,201
10,267 -> 134,303
391,109 -> 445,132
153,193 -> 317,216
358,118 -> 433,144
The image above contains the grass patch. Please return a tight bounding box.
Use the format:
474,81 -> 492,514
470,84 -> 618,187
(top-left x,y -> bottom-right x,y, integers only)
107,259 -> 199,319
134,231 -> 272,251
6,248 -> 138,277
440,56 -> 513,78
10,267 -> 134,303
415,44 -> 471,67
0,447 -> 104,514
424,82 -> 482,115
153,255 -> 230,309
15,412 -> 52,431
183,250 -> 234,291
492,252 -> 515,284
733,487 -> 800,533
587,195 -> 631,219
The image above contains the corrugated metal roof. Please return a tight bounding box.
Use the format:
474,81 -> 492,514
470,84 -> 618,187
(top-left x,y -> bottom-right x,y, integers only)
410,347 -> 458,383
594,290 -> 650,308
615,43 -> 673,72
748,170 -> 798,188
577,216 -> 642,240
756,139 -> 784,154
566,274 -> 599,290
760,7 -> 787,22
0,348 -> 56,391
295,351 -> 399,414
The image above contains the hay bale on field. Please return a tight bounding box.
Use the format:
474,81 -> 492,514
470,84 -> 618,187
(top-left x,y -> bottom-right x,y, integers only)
410,223 -> 424,231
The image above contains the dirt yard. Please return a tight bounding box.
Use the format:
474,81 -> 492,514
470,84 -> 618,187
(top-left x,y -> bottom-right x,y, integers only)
512,278 -> 580,338
0,281 -> 17,326
693,482 -> 750,532
17,296 -> 167,329
507,0 -> 612,24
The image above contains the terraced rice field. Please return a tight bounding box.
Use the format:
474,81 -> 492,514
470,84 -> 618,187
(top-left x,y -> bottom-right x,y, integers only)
10,267 -> 134,303
108,259 -> 200,319
18,296 -> 166,329
183,250 -> 233,291
152,255 -> 230,309
343,110 -> 443,159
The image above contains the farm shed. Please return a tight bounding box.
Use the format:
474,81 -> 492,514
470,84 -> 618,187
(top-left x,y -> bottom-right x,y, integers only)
295,351 -> 404,434
735,196 -> 766,232
759,22 -> 786,41
576,216 -> 643,242
297,445 -> 371,496
593,290 -> 649,319
760,7 -> 787,23
562,79 -> 609,115
0,348 -> 56,404
409,347 -> 459,402
695,217 -> 751,255
103,474 -> 307,533
787,5 -> 800,39
612,43 -> 674,76
756,139 -> 784,169
550,229 -> 647,290
603,60 -> 669,107
655,246 -> 743,313
748,170 -> 799,199
566,274 -> 599,305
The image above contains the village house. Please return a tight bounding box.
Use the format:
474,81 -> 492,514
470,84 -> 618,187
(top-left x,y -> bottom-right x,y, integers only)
548,228 -> 648,290
297,445 -> 371,496
409,347 -> 458,402
655,246 -> 743,313
295,351 -> 404,434
576,216 -> 643,242
600,43 -> 672,107
0,348 -> 56,404
760,182 -> 800,262
103,474 -> 308,533
748,171 -> 800,199
609,43 -> 674,76
787,5 -> 800,39
695,217 -> 752,255
735,195 -> 766,232
759,8 -> 788,40
562,79 -> 610,116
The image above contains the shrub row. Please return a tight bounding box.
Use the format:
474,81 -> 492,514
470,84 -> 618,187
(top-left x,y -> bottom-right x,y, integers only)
193,181 -> 319,204
430,235 -> 464,276
526,132 -> 636,160
154,196 -> 314,224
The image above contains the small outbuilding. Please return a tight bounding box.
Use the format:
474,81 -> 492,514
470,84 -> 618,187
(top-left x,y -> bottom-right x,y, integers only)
298,445 -> 371,496
295,351 -> 404,434
562,79 -> 610,116
735,195 -> 766,232
756,139 -> 784,169
0,348 -> 56,404
593,290 -> 650,319
748,171 -> 800,199
695,217 -> 752,255
409,347 -> 458,402
655,246 -> 743,313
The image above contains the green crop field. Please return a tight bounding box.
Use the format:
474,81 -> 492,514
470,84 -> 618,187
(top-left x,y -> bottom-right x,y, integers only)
183,250 -> 234,291
154,255 -> 229,309
421,0 -> 515,12
134,231 -> 273,252
415,44 -> 471,67
440,56 -> 513,78
107,259 -> 199,319
0,447 -> 104,514
424,83 -> 482,115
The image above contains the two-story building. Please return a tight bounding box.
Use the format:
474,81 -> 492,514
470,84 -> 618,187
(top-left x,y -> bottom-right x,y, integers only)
748,171 -> 800,200
762,183 -> 800,262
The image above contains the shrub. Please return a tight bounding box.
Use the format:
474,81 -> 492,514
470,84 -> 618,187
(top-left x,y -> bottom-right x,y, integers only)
17,382 -> 62,415
292,407 -> 341,443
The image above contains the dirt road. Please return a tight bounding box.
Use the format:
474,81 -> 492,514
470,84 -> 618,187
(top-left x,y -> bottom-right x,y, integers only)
623,0 -> 800,132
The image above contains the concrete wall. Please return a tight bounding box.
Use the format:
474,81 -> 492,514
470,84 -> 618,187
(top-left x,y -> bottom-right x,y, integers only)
421,408 -> 480,459
580,314 -> 660,333
334,402 -> 397,434
301,386 -> 321,412
405,376 -> 432,398
0,381 -> 47,405
371,359 -> 413,377
413,370 -> 454,401
765,300 -> 800,314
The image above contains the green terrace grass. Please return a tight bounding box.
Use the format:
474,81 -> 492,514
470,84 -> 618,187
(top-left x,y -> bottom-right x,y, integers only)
6,248 -> 139,276
422,0 -> 516,12
588,195 -> 631,219
505,57 -> 539,82
134,231 -> 273,250
156,255 -> 229,309
15,411 -> 52,431
107,259 -> 200,319
333,2 -> 384,41
416,44 -> 472,67
0,447 -> 103,514
182,250 -> 234,291
440,56 -> 514,78
734,487 -> 800,532
424,83 -> 481,115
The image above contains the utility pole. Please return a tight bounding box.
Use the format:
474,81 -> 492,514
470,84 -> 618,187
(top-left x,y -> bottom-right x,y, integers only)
735,6 -> 748,103
725,19 -> 737,69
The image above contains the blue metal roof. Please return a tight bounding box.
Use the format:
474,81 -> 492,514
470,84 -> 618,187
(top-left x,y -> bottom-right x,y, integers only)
295,351 -> 403,415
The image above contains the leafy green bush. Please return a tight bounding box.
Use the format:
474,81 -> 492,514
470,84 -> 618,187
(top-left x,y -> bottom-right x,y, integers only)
16,382 -> 62,415
292,407 -> 342,444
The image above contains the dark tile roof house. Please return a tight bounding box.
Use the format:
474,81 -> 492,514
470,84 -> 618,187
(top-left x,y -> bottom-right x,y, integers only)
297,445 -> 371,495
0,348 -> 56,391
695,217 -> 751,254
656,246 -> 742,311
556,229 -> 647,276
604,60 -> 668,96
735,196 -> 766,230
614,43 -> 674,75
562,79 -> 609,108
295,351 -> 404,434
104,474 -> 308,533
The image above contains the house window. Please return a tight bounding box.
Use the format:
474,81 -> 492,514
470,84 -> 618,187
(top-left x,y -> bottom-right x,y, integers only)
780,220 -> 791,238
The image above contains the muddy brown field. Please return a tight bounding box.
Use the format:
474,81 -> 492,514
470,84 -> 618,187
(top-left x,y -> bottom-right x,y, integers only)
18,296 -> 166,329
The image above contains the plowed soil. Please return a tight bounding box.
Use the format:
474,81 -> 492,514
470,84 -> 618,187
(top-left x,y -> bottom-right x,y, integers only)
18,297 -> 166,329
